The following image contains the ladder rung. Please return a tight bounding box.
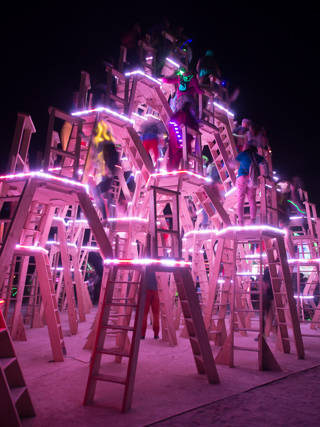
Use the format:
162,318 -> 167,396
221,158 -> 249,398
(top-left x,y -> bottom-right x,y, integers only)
101,325 -> 134,332
233,346 -> 259,352
91,373 -> 126,385
234,327 -> 260,332
109,281 -> 140,285
105,302 -> 137,307
97,347 -> 130,357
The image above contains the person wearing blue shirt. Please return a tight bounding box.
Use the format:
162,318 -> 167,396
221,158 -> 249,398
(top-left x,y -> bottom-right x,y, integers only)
229,141 -> 268,226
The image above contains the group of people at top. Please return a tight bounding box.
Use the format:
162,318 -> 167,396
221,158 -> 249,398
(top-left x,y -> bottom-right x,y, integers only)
85,18 -> 308,234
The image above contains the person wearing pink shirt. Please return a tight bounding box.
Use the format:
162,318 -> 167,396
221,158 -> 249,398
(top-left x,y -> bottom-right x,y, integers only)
162,69 -> 204,116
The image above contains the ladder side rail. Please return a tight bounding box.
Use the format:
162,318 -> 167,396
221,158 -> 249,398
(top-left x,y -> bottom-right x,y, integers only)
78,71 -> 91,110
275,236 -> 305,359
0,179 -> 38,287
43,107 -> 84,180
7,113 -> 36,174
121,266 -> 147,412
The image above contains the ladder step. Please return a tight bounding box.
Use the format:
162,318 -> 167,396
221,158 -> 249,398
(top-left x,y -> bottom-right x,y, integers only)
91,373 -> 126,385
109,281 -> 141,285
0,357 -> 16,369
97,347 -> 130,357
10,386 -> 28,404
105,302 -> 137,307
233,346 -> 259,352
101,325 -> 134,332
234,327 -> 260,332
235,290 -> 260,295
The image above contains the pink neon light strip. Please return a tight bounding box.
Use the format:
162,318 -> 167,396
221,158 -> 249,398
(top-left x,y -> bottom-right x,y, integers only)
213,102 -> 234,117
183,229 -> 216,239
0,171 -> 89,192
15,244 -> 48,254
288,258 -> 320,263
125,70 -> 162,86
72,107 -> 135,125
108,217 -> 148,223
165,57 -> 180,68
146,170 -> 211,187
216,225 -> 286,237
104,258 -> 191,268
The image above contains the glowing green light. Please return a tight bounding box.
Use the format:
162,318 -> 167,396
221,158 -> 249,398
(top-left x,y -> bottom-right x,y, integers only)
288,200 -> 306,214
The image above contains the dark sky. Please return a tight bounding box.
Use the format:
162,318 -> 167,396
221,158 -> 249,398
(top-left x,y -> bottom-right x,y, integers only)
2,1 -> 319,208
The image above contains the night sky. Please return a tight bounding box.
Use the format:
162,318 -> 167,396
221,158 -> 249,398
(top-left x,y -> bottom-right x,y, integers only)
2,1 -> 319,208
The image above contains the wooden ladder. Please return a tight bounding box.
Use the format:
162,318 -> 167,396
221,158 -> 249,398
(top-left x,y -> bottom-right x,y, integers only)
211,227 -> 284,371
173,267 -> 220,383
0,303 -> 36,426
265,236 -> 305,359
83,264 -> 148,413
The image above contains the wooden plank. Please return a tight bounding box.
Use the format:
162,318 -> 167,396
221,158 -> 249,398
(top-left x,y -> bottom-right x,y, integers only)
34,253 -> 65,362
0,179 -> 38,287
76,191 -> 113,259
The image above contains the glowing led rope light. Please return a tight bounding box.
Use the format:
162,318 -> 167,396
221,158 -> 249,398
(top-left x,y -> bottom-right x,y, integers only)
104,258 -> 191,268
165,57 -> 180,68
288,258 -> 320,264
169,121 -> 183,147
81,246 -> 100,251
294,295 -> 314,299
146,170 -> 211,187
66,219 -> 89,226
125,70 -> 162,86
46,241 -> 77,248
288,200 -> 306,214
108,217 -> 148,223
72,107 -> 135,126
15,244 -> 48,254
0,171 -> 89,193
216,225 -> 286,237
183,229 -> 216,239
213,102 -> 234,117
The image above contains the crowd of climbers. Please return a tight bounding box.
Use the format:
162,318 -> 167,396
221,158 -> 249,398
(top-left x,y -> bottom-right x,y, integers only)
82,18 -> 308,235
56,18 -> 308,324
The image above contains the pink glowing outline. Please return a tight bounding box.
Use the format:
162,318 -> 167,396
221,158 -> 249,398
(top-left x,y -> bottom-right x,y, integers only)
0,171 -> 89,193
183,229 -> 217,239
108,217 -> 148,223
213,102 -> 234,117
124,70 -> 162,86
288,258 -> 320,263
15,244 -> 48,254
146,170 -> 211,187
72,107 -> 135,126
165,57 -> 180,68
216,225 -> 286,237
104,258 -> 191,268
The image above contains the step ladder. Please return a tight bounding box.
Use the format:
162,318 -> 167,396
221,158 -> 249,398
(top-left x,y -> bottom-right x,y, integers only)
209,226 -> 304,370
288,259 -> 320,331
265,236 -> 305,358
0,301 -> 36,426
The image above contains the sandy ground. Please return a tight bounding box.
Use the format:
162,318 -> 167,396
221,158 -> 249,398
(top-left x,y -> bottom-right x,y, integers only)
6,306 -> 320,427
149,366 -> 320,426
